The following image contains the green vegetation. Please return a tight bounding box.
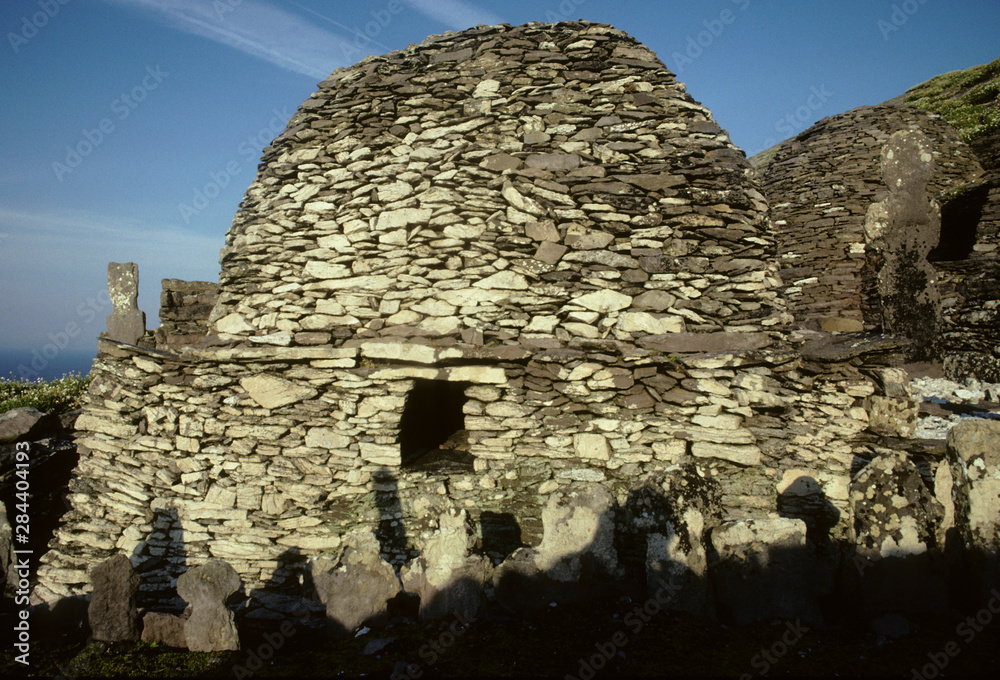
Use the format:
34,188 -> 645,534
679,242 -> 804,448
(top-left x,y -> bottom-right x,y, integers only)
903,56 -> 1000,142
0,372 -> 91,415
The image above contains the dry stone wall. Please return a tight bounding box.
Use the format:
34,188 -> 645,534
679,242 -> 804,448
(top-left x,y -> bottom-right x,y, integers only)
155,279 -> 219,350
34,325 -> 898,610
755,104 -> 983,334
210,20 -> 788,349
756,103 -> 1000,379
30,21 -> 1000,625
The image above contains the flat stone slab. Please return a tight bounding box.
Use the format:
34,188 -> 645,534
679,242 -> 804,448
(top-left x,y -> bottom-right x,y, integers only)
800,333 -> 909,362
638,332 -> 774,354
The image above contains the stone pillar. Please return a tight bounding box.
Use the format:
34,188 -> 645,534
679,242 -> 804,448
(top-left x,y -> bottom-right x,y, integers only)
863,130 -> 942,358
106,261 -> 146,345
88,553 -> 142,642
176,559 -> 241,652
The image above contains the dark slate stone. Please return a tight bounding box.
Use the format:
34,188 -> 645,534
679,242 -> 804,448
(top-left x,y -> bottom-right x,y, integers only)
176,560 -> 241,652
0,407 -> 57,445
88,554 -> 141,642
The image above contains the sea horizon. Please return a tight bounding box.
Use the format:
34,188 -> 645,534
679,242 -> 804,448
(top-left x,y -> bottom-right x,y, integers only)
0,347 -> 97,382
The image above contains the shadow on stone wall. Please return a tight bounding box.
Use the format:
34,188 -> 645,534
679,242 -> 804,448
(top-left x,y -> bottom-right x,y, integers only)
132,508 -> 187,613
373,466 -> 414,566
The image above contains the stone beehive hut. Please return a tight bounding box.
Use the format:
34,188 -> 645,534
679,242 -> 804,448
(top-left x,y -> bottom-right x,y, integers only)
755,104 -> 1000,378
35,22 -> 943,616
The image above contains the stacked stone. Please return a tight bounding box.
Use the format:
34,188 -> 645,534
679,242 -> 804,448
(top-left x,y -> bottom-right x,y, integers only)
210,20 -> 788,349
755,103 -> 983,333
935,127 -> 1000,380
34,325 -> 888,606
35,22 -> 967,618
936,258 -> 1000,381
155,279 -> 219,350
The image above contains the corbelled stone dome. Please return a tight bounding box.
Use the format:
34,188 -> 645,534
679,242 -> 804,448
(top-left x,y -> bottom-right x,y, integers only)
210,20 -> 787,349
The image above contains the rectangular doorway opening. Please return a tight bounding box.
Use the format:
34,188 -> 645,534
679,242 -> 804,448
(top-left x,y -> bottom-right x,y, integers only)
398,379 -> 473,472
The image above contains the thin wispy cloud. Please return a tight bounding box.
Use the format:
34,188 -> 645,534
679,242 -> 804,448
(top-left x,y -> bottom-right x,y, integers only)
102,0 -> 362,79
0,207 -> 220,270
284,0 -> 392,53
403,0 -> 503,31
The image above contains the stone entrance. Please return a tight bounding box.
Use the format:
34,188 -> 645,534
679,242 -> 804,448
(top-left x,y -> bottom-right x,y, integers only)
399,379 -> 471,469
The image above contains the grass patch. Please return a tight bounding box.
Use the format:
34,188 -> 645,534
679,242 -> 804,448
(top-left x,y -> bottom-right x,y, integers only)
904,56 -> 1000,142
0,372 -> 91,415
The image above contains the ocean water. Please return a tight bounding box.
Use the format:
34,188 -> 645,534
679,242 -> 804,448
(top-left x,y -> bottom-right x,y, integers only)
0,347 -> 97,381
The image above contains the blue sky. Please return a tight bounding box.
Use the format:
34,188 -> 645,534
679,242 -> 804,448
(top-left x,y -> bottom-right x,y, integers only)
2,0 -> 998,379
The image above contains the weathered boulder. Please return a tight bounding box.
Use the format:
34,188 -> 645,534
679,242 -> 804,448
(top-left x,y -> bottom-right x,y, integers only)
401,509 -> 491,621
311,530 -> 401,635
176,559 -> 241,652
141,611 -> 187,648
492,548 -> 547,617
850,452 -> 947,615
88,553 -> 141,642
623,466 -> 723,618
495,483 -> 623,614
948,419 -> 1000,599
709,518 -> 823,625
0,407 -> 57,444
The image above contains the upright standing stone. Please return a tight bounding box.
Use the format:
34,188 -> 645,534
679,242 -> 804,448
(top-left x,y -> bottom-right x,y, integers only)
948,420 -> 1000,600
863,130 -> 942,358
709,518 -> 823,626
106,261 -> 146,345
311,530 -> 402,636
176,560 -> 241,652
401,508 -> 491,621
88,553 -> 142,642
850,452 -> 947,615
495,483 -> 624,615
624,467 -> 724,619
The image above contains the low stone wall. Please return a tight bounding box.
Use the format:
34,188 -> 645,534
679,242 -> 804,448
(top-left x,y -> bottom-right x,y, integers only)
34,330 -> 898,611
155,279 -> 218,350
